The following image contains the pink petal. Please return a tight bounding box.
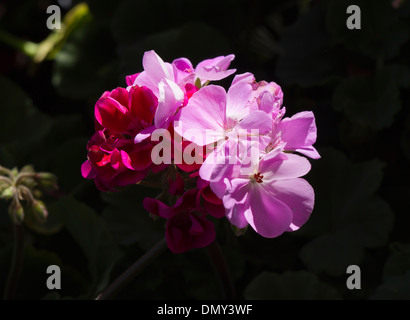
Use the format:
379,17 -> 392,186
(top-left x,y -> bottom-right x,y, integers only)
268,178 -> 314,232
222,178 -> 250,229
174,85 -> 227,146
235,110 -> 272,134
244,184 -> 292,238
278,111 -> 320,158
195,54 -> 236,82
231,72 -> 255,86
226,82 -> 253,122
142,50 -> 173,84
155,79 -> 184,128
260,152 -> 311,181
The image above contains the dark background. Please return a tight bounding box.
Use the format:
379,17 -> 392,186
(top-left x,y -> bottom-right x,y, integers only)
0,0 -> 409,300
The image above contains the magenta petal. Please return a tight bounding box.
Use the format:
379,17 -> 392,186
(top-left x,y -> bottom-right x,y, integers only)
143,197 -> 174,219
81,160 -> 96,179
244,185 -> 292,238
134,125 -> 156,144
125,73 -> 139,86
269,178 -> 314,232
189,214 -> 205,235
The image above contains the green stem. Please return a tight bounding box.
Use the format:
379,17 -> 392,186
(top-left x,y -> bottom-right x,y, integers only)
95,237 -> 168,300
3,223 -> 25,300
0,29 -> 39,57
206,241 -> 236,300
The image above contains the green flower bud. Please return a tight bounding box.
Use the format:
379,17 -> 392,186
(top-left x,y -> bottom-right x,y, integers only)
35,172 -> 58,192
0,186 -> 14,200
30,200 -> 48,223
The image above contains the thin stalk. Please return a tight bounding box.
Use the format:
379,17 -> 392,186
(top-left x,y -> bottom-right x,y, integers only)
206,241 -> 236,300
3,223 -> 25,300
95,237 -> 168,300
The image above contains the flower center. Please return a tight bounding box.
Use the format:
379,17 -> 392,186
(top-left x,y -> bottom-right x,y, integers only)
252,172 -> 264,183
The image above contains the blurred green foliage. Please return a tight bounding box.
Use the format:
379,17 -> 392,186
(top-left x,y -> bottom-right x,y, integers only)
0,0 -> 409,300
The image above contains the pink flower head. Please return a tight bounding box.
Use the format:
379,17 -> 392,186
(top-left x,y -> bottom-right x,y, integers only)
129,50 -> 236,136
143,189 -> 216,253
210,149 -> 315,238
81,85 -> 158,191
174,83 -> 272,180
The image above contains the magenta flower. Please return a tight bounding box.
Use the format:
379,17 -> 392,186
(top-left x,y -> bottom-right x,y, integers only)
81,85 -> 159,191
210,150 -> 315,238
143,190 -> 216,253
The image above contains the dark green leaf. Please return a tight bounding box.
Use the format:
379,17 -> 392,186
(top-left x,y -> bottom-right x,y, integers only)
276,7 -> 335,86
371,271 -> 410,300
50,196 -> 123,296
244,271 -> 341,300
101,185 -> 164,250
333,70 -> 401,130
298,148 -> 394,276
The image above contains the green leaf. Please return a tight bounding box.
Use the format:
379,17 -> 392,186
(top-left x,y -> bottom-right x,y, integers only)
0,76 -> 52,164
244,271 -> 341,300
382,243 -> 410,281
371,271 -> 410,300
52,19 -> 118,101
333,70 -> 401,130
50,196 -> 123,296
101,185 -> 164,250
49,137 -> 89,191
298,148 -> 395,276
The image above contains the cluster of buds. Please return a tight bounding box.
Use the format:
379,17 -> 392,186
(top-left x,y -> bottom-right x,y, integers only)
0,165 -> 57,224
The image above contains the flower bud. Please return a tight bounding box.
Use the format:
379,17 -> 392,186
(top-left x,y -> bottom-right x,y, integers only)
35,172 -> 58,192
29,200 -> 48,223
0,186 -> 14,200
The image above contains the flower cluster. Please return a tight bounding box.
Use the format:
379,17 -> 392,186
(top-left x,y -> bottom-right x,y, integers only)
82,50 -> 319,253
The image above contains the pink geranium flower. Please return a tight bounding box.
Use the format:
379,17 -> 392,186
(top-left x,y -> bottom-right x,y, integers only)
129,50 -> 236,141
174,83 -> 272,180
210,149 -> 315,238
